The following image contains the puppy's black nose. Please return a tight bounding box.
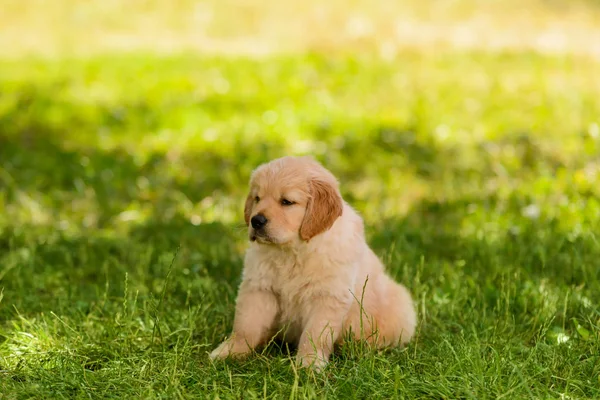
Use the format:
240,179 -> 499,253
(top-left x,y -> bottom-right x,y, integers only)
251,214 -> 268,229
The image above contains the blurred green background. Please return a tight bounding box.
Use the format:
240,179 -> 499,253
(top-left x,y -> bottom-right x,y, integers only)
1,1 -> 599,398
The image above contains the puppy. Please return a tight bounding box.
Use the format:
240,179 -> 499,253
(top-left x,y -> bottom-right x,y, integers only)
210,156 -> 416,369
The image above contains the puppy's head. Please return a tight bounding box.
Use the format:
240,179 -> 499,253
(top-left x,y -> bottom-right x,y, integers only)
244,156 -> 343,245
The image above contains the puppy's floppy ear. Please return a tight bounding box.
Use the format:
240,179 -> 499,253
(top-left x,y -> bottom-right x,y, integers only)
300,178 -> 343,241
244,193 -> 253,226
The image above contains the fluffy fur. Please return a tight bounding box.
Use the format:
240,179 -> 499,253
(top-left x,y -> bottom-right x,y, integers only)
210,156 -> 416,369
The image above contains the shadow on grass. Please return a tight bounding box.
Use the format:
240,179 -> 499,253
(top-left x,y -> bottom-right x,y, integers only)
0,132 -> 253,225
370,195 -> 600,284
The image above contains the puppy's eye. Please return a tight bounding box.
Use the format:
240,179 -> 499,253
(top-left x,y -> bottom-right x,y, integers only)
255,196 -> 260,202
281,199 -> 295,206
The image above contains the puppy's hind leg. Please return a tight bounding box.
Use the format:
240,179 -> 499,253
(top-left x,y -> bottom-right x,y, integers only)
210,289 -> 279,360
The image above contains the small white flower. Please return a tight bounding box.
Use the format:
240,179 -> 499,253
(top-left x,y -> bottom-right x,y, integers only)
556,333 -> 570,344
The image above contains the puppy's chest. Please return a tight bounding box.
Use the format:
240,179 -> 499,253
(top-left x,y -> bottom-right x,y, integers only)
246,254 -> 315,315
269,260 -> 309,303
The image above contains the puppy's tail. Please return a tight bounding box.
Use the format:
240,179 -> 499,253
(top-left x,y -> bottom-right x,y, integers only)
393,281 -> 417,345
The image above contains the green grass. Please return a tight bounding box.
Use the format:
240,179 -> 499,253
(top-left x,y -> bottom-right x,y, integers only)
1,51 -> 600,398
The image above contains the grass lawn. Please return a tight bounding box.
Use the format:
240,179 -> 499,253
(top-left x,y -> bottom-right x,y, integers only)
1,2 -> 600,398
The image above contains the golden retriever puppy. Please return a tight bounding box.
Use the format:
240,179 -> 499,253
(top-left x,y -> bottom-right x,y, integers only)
210,156 -> 416,369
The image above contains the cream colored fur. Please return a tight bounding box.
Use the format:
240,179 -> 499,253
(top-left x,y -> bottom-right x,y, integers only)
210,156 -> 416,370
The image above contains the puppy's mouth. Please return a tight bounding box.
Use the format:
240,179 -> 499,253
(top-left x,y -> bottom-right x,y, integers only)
250,230 -> 275,244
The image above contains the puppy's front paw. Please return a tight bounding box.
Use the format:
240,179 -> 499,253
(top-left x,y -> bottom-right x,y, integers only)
210,337 -> 254,360
296,352 -> 328,372
209,339 -> 234,360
